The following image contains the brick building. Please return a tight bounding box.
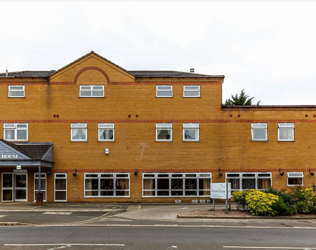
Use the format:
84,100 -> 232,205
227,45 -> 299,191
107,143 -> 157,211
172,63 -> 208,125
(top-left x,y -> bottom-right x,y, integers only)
0,51 -> 314,203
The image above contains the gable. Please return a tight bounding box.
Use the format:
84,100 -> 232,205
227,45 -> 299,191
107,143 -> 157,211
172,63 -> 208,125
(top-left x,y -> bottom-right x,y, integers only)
49,52 -> 135,84
0,141 -> 31,160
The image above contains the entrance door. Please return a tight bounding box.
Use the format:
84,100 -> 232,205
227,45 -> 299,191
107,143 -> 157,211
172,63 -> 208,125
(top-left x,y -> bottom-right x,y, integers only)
2,173 -> 13,202
1,173 -> 27,202
15,173 -> 27,201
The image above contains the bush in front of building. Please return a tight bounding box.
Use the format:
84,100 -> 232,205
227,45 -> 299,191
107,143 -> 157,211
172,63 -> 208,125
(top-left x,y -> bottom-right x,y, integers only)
290,187 -> 316,214
232,190 -> 251,209
245,190 -> 278,216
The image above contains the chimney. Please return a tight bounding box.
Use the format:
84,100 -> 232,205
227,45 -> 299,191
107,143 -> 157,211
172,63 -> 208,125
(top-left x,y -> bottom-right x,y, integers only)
190,68 -> 194,73
5,70 -> 8,76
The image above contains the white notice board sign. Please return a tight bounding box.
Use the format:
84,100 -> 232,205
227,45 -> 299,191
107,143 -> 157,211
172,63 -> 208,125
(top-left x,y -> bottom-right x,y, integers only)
211,183 -> 232,199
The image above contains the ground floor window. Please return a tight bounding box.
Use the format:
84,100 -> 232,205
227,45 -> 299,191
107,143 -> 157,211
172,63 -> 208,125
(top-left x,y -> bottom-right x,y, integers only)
142,173 -> 211,197
84,173 -> 130,197
34,173 -> 47,201
226,172 -> 272,192
55,173 -> 67,201
287,172 -> 304,186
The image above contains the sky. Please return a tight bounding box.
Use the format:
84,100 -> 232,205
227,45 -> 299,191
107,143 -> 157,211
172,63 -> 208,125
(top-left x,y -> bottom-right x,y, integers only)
1,0 -> 316,105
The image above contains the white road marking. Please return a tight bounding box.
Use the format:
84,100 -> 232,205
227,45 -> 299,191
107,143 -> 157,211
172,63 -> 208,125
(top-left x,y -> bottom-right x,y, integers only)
43,212 -> 73,215
47,245 -> 71,250
224,246 -> 316,249
4,243 -> 125,247
0,215 -> 7,218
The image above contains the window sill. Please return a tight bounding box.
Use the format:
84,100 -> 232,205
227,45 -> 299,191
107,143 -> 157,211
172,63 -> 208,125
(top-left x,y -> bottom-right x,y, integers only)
156,96 -> 173,98
183,96 -> 201,98
98,140 -> 115,142
278,140 -> 295,142
287,184 -> 303,187
79,96 -> 105,98
70,140 -> 88,142
8,96 -> 25,98
155,140 -> 173,142
182,140 -> 200,142
83,196 -> 130,198
251,140 -> 268,142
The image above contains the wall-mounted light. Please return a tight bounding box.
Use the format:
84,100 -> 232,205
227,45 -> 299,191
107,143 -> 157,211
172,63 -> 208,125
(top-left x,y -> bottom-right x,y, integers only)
134,169 -> 139,176
105,148 -> 109,155
73,169 -> 78,177
219,168 -> 223,177
309,168 -> 314,176
279,168 -> 284,176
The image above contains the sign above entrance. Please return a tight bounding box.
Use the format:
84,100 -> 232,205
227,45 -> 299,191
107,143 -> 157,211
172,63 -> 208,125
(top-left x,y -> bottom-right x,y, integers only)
1,154 -> 20,159
13,169 -> 27,173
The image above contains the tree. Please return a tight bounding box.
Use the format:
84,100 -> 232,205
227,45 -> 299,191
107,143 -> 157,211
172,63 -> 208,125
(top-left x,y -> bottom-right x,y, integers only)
225,89 -> 260,106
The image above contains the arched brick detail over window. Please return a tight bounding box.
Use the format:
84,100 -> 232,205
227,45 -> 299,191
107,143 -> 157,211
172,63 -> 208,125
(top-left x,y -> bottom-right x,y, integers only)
74,66 -> 110,85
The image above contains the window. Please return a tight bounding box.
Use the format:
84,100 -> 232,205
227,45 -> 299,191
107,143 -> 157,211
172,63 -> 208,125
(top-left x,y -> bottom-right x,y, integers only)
278,123 -> 294,141
156,85 -> 172,97
183,123 -> 199,141
183,85 -> 200,97
4,123 -> 28,141
8,85 -> 25,97
84,173 -> 130,197
54,173 -> 67,201
98,123 -> 114,141
80,85 -> 104,97
143,173 -> 211,197
251,123 -> 268,141
287,172 -> 304,186
156,123 -> 172,141
34,173 -> 47,202
71,123 -> 87,141
226,172 -> 272,191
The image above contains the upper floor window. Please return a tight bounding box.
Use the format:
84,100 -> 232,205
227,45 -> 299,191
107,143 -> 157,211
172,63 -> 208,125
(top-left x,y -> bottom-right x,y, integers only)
80,85 -> 104,97
71,123 -> 87,141
183,123 -> 199,141
4,123 -> 28,141
98,123 -> 114,141
156,123 -> 172,141
278,123 -> 294,141
251,123 -> 267,141
183,85 -> 200,97
156,85 -> 172,97
8,85 -> 25,97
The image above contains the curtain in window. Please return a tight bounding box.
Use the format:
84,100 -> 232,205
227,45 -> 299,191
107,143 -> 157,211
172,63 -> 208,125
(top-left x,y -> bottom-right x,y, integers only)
72,129 -> 87,139
202,179 -> 210,195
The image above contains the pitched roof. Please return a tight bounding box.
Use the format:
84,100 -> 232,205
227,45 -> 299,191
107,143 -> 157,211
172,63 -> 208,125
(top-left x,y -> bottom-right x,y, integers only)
0,71 -> 55,77
0,139 -> 53,161
129,70 -> 224,78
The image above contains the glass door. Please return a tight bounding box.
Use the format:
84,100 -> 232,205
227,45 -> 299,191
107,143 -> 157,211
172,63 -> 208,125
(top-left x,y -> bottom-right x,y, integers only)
2,173 -> 13,202
15,173 -> 27,201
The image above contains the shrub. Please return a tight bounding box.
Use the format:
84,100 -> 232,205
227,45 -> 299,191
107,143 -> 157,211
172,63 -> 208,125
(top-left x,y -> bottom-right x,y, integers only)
264,187 -> 295,205
290,187 -> 316,214
232,190 -> 250,208
245,190 -> 278,216
271,198 -> 296,216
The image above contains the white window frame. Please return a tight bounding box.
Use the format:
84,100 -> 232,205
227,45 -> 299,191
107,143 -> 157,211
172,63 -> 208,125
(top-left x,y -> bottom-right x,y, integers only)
8,85 -> 25,98
84,173 -> 130,198
71,123 -> 87,142
287,172 -> 304,186
225,172 -> 272,191
183,123 -> 199,141
183,85 -> 200,97
142,173 -> 212,197
156,123 -> 172,141
251,123 -> 268,141
54,173 -> 67,202
278,123 -> 295,141
79,85 -> 104,97
4,123 -> 28,142
156,85 -> 173,97
34,173 -> 47,202
98,123 -> 115,142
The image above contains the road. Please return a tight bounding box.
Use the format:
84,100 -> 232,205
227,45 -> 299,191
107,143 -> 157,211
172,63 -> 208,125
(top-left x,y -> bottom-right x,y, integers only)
0,204 -> 316,249
0,225 -> 316,250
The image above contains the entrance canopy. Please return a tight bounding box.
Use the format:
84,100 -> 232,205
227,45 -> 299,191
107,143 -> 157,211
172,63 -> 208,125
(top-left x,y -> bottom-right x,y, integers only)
0,139 -> 53,168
